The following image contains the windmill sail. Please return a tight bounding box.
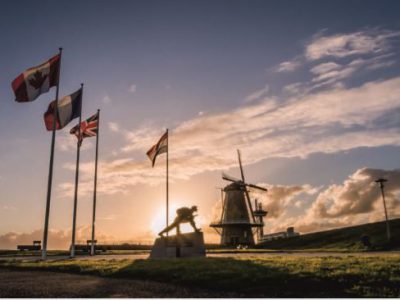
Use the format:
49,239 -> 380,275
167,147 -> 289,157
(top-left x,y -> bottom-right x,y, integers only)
237,149 -> 256,223
222,172 -> 240,183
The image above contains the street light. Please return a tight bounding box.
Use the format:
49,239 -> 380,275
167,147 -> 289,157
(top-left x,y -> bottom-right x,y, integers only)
375,178 -> 391,241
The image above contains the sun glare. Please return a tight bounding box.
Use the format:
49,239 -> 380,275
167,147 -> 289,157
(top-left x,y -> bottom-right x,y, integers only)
150,202 -> 203,236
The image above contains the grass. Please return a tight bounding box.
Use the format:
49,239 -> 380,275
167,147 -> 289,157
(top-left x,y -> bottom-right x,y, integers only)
1,255 -> 399,297
258,218 -> 400,251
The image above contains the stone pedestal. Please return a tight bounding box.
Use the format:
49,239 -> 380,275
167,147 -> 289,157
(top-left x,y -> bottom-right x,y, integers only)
150,231 -> 206,259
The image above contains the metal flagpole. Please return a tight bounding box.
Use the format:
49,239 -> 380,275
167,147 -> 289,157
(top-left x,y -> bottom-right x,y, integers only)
166,128 -> 169,237
70,83 -> 83,258
42,47 -> 62,260
91,109 -> 100,256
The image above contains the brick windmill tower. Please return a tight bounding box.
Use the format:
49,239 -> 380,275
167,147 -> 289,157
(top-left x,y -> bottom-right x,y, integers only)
210,150 -> 267,246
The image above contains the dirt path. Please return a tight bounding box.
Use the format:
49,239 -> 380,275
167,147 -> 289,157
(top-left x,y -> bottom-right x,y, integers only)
0,268 -> 234,298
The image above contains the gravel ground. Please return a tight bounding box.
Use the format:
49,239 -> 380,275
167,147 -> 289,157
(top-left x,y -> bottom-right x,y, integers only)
0,268 -> 236,298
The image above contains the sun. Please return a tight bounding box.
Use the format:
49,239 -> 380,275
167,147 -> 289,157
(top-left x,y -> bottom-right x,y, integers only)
150,211 -> 168,236
150,203 -> 205,236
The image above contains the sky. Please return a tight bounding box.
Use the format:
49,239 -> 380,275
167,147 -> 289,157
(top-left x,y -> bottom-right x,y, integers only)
1,0 -> 400,249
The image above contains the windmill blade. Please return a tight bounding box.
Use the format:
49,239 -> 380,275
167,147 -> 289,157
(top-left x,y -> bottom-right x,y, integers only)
237,149 -> 256,223
222,172 -> 240,183
215,187 -> 226,223
246,183 -> 268,192
243,186 -> 256,223
220,188 -> 225,223
237,149 -> 246,183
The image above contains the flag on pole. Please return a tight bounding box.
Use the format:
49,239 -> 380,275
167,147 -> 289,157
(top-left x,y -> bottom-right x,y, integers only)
70,112 -> 99,146
12,54 -> 60,102
147,131 -> 168,167
43,88 -> 82,130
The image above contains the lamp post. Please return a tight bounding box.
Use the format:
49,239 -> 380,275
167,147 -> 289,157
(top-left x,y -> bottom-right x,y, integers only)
375,178 -> 391,241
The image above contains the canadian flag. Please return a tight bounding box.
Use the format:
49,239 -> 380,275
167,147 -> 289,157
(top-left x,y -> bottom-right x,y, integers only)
11,54 -> 60,102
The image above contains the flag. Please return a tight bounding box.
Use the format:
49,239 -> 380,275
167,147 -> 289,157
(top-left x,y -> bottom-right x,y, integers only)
44,88 -> 82,131
147,131 -> 168,167
70,112 -> 99,146
12,54 -> 60,102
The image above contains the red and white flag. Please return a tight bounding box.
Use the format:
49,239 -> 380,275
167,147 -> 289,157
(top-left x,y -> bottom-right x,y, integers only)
147,131 -> 168,167
11,54 -> 60,102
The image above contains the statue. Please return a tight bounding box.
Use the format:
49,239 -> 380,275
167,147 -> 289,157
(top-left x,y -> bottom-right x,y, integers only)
151,205 -> 205,258
158,205 -> 201,237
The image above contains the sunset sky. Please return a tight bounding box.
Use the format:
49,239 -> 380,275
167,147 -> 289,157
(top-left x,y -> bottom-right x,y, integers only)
1,0 -> 400,248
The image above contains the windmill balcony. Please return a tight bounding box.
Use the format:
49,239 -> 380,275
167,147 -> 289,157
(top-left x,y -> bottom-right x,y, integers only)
210,220 -> 264,227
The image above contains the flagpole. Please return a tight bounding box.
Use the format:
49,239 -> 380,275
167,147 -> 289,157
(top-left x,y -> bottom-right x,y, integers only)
166,128 -> 169,236
70,83 -> 83,258
91,109 -> 100,256
42,48 -> 62,260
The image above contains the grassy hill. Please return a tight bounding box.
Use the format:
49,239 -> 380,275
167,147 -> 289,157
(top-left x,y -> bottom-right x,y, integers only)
257,218 -> 400,251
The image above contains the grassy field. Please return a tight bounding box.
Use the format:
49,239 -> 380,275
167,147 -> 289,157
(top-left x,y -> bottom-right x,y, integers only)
1,255 -> 399,297
258,218 -> 400,250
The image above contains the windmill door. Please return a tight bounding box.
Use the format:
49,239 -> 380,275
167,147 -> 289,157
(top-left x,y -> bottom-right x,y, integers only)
230,236 -> 240,245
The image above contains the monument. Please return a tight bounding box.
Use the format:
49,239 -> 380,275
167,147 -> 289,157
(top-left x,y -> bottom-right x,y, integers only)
150,206 -> 206,258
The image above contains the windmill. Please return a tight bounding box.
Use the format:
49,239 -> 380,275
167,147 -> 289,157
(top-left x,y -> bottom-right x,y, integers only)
210,150 -> 268,246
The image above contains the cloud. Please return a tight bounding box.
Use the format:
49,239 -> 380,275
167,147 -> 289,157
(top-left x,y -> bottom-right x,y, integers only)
0,226 -> 117,250
261,184 -> 317,218
102,95 -> 112,104
305,29 -> 400,60
367,59 -> 396,70
98,214 -> 117,221
245,85 -> 269,102
120,124 -> 165,153
57,131 -> 93,152
59,75 -> 400,197
309,54 -> 398,87
1,205 -> 16,211
129,84 -> 137,93
276,59 -> 301,72
282,82 -> 305,95
270,168 -> 400,234
310,62 -> 341,75
108,122 -> 120,133
275,29 -> 399,91
310,168 -> 400,218
207,168 -> 399,236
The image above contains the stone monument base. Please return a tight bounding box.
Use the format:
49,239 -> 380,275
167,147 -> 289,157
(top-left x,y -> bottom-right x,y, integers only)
150,231 -> 206,259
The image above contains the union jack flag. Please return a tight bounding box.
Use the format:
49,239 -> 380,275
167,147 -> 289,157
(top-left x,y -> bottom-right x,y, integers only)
70,112 -> 98,146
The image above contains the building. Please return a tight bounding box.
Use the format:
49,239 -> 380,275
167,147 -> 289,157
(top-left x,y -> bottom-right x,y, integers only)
259,227 -> 299,242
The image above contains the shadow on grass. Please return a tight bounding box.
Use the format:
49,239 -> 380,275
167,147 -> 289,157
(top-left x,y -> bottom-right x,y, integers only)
113,257 -> 356,297
1,256 -> 398,297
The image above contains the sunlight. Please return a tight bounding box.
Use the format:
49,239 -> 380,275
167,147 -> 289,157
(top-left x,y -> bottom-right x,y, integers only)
150,202 -> 204,236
